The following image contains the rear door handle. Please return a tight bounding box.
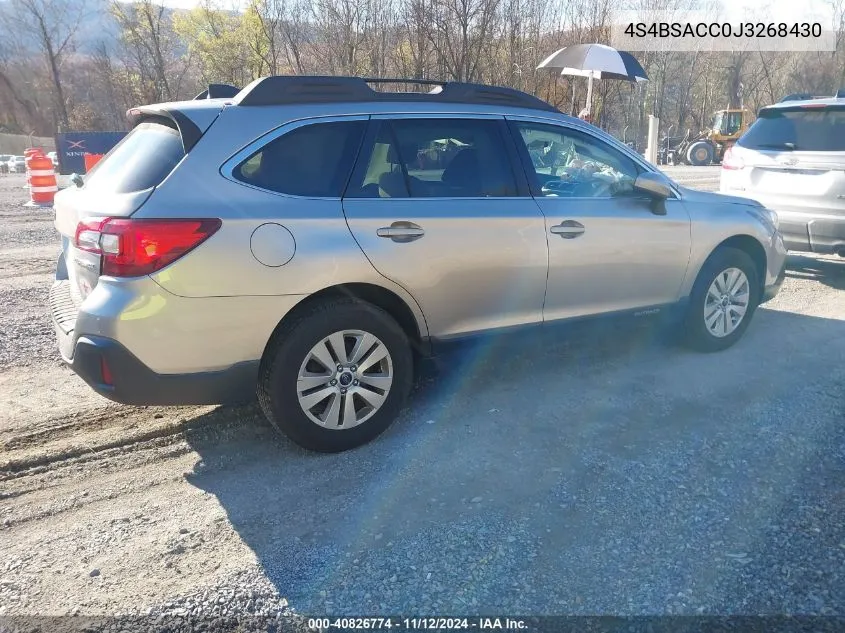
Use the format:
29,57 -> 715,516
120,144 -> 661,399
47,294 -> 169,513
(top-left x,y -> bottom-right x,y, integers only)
550,220 -> 585,239
377,222 -> 425,242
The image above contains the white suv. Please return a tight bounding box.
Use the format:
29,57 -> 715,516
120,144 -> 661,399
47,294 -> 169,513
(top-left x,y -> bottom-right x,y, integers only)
721,98 -> 845,256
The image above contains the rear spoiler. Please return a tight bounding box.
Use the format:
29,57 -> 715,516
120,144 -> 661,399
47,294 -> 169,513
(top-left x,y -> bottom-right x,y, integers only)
126,87 -> 238,152
126,107 -> 204,153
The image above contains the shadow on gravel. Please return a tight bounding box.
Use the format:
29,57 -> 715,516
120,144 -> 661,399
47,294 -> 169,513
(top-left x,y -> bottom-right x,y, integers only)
184,308 -> 845,615
785,254 -> 845,292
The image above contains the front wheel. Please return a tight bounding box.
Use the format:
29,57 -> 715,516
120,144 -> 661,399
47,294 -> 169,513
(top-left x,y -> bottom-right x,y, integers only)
258,298 -> 413,452
686,141 -> 714,166
682,247 -> 760,352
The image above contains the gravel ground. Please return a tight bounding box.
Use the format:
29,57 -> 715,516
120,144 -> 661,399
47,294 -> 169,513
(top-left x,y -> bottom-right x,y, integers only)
2,168 -> 845,623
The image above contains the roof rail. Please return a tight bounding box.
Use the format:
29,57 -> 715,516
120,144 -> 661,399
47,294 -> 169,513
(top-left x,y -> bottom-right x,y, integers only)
194,83 -> 241,100
232,75 -> 558,112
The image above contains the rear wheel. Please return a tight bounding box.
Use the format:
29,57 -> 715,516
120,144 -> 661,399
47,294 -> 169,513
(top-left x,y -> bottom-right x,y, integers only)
686,141 -> 714,166
258,298 -> 413,452
682,247 -> 760,352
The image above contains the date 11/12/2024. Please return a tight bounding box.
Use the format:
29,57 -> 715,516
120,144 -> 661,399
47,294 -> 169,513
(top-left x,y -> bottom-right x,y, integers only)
307,617 -> 528,630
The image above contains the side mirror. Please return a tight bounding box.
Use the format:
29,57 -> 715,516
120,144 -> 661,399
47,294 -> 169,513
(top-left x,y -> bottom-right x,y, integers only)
633,172 -> 674,215
70,173 -> 84,188
634,172 -> 673,199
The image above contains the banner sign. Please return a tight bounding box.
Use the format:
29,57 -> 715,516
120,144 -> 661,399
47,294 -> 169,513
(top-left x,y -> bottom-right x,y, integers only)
55,131 -> 128,175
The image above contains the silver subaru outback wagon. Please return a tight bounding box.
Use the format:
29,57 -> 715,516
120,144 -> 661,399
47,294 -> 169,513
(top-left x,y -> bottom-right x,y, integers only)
50,76 -> 787,452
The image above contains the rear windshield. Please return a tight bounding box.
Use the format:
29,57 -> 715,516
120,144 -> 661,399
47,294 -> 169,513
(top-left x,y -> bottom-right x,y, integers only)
84,121 -> 185,193
738,108 -> 845,152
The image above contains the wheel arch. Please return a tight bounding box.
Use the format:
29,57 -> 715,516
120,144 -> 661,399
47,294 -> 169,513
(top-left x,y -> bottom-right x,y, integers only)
261,282 -> 431,364
708,235 -> 767,294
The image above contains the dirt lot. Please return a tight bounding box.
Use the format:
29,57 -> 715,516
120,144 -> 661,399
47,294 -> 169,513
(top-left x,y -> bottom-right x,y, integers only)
2,168 -> 845,619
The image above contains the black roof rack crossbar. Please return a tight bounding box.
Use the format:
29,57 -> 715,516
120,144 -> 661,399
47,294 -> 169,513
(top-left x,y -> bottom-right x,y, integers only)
194,83 -> 241,100
232,75 -> 557,112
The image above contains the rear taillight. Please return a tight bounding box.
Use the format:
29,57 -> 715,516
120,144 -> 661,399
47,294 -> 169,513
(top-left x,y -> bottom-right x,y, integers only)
74,218 -> 221,277
722,147 -> 745,171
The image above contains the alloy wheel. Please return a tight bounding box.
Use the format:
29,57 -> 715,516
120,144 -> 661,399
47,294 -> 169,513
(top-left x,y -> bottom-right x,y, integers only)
296,330 -> 394,429
703,267 -> 750,338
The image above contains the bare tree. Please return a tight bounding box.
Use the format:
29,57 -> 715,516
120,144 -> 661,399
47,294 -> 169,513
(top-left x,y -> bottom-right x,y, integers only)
111,0 -> 189,102
0,0 -> 93,130
3,0 -> 845,141
425,0 -> 504,82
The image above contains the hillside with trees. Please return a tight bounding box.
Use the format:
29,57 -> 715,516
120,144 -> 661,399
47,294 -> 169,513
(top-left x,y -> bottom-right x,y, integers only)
1,0 -> 845,146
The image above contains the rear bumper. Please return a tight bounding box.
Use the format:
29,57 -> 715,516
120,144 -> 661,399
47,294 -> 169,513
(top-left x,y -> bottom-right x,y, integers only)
719,182 -> 845,254
50,278 -> 264,406
782,216 -> 845,255
63,334 -> 258,406
49,272 -> 307,405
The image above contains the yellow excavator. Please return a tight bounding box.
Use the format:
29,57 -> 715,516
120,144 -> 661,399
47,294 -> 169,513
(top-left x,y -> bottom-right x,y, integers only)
660,108 -> 754,166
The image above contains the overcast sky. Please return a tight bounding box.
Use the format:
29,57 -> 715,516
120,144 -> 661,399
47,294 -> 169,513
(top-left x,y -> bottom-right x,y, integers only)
154,0 -> 834,25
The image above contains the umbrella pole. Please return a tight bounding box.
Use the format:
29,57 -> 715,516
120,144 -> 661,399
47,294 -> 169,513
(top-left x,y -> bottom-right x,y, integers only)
586,72 -> 594,117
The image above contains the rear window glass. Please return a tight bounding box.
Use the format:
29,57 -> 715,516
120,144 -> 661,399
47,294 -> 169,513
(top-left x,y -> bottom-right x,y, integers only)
738,109 -> 845,151
84,121 -> 185,193
234,121 -> 366,197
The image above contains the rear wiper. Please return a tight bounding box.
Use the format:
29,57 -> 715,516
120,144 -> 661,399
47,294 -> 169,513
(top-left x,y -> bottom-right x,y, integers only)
756,142 -> 796,151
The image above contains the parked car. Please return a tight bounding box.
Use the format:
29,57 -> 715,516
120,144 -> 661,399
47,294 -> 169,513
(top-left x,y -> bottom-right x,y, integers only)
50,76 -> 787,452
721,97 -> 845,256
0,154 -> 10,174
47,151 -> 59,169
7,156 -> 25,173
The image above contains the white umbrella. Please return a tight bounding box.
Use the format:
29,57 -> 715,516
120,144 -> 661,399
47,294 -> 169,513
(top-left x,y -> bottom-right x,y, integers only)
537,43 -> 648,117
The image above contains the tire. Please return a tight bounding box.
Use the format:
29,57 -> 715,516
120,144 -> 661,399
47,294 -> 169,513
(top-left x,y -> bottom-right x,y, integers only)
258,298 -> 413,452
686,141 -> 714,166
682,247 -> 760,353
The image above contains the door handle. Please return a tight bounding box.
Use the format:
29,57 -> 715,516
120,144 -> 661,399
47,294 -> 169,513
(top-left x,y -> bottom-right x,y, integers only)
550,220 -> 585,239
376,222 -> 425,243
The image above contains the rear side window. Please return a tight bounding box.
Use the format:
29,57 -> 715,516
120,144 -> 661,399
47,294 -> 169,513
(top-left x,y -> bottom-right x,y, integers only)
84,121 -> 185,194
235,121 -> 366,197
738,108 -> 845,152
347,118 -> 518,198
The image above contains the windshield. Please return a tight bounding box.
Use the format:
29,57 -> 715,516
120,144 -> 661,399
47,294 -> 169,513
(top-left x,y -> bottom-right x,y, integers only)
738,108 -> 845,151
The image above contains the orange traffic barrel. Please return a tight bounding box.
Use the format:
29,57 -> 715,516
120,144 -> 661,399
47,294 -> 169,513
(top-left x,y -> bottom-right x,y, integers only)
24,148 -> 43,189
83,153 -> 104,172
27,154 -> 58,207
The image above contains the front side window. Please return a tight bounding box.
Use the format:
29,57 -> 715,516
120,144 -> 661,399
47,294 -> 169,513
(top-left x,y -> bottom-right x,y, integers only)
513,122 -> 640,198
235,120 -> 366,197
347,118 -> 518,198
